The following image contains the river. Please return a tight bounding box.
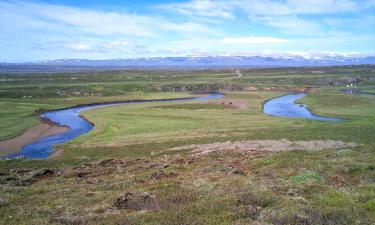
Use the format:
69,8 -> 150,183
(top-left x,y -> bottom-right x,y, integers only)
3,92 -> 343,159
263,93 -> 343,121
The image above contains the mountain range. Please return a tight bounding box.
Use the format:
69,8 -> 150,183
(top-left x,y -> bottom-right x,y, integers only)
1,56 -> 375,70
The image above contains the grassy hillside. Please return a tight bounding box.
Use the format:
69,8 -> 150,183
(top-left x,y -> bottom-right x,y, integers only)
0,66 -> 374,224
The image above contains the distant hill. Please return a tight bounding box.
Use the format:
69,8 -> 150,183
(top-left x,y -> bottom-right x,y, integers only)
1,56 -> 375,71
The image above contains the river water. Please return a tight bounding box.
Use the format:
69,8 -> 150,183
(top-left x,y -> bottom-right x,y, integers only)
263,93 -> 343,122
5,93 -> 224,159
4,92 -> 342,159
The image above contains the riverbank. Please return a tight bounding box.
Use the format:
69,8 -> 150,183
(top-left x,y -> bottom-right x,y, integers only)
0,119 -> 69,156
263,92 -> 343,121
0,93 -> 223,158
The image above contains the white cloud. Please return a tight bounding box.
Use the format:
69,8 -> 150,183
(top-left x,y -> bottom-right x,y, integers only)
64,43 -> 92,52
60,40 -> 150,54
158,0 -> 373,36
161,22 -> 211,33
162,0 -> 373,18
324,16 -> 375,29
1,0 -> 374,61
238,0 -> 361,16
216,50 -> 372,58
0,1 -> 158,37
158,0 -> 375,36
0,0 -> 213,38
159,0 -> 233,18
261,16 -> 324,35
171,36 -> 288,48
285,0 -> 359,14
222,36 -> 288,44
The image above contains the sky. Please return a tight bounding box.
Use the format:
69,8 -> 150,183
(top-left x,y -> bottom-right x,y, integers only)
0,0 -> 374,62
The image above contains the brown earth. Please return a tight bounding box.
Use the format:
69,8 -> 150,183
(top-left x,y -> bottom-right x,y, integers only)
208,99 -> 248,109
0,120 -> 69,156
169,139 -> 357,155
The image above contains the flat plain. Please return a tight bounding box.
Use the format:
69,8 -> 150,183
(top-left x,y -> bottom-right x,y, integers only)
0,65 -> 375,225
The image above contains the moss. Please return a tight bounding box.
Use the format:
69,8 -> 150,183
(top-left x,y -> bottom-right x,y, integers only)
289,171 -> 323,183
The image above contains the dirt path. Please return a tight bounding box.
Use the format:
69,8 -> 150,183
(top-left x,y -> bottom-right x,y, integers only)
235,69 -> 242,78
0,121 -> 69,156
170,139 -> 357,155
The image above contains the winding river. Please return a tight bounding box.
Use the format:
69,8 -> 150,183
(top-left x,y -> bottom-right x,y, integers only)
3,92 -> 342,159
263,93 -> 343,121
5,93 -> 223,159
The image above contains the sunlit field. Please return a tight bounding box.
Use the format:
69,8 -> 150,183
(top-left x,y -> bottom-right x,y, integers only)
0,66 -> 374,224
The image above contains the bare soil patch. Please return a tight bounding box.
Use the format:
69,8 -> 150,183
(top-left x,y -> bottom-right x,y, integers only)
113,192 -> 159,211
0,120 -> 69,156
170,139 -> 357,155
208,99 -> 248,109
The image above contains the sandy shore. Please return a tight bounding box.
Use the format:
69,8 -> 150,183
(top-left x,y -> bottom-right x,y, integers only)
0,120 -> 69,157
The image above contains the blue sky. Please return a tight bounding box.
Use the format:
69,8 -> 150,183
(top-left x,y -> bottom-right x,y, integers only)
0,0 -> 374,62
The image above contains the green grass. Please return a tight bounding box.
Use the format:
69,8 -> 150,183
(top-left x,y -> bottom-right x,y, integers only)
0,102 -> 42,140
49,89 -> 374,161
289,171 -> 323,183
0,66 -> 374,224
0,92 -> 191,141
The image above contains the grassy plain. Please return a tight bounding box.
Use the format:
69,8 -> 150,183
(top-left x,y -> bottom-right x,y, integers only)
0,65 -> 374,224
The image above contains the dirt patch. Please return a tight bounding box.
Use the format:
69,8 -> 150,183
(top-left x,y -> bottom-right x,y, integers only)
219,166 -> 245,175
149,171 -> 177,180
113,192 -> 159,211
0,120 -> 69,156
208,99 -> 248,109
170,140 -> 357,155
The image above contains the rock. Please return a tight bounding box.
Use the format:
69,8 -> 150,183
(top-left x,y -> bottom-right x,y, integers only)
287,188 -> 299,196
149,163 -> 164,169
246,206 -> 262,220
174,158 -> 184,164
220,166 -> 245,175
5,177 -> 17,181
150,172 -> 164,180
32,169 -> 55,179
27,169 -> 56,184
149,171 -> 177,180
0,171 -> 9,176
75,171 -> 91,178
293,196 -> 308,203
113,192 -> 159,211
98,159 -> 125,166
231,168 -> 245,175
0,197 -> 9,207
10,169 -> 32,175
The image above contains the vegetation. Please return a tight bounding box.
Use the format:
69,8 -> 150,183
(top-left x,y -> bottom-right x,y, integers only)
0,65 -> 374,224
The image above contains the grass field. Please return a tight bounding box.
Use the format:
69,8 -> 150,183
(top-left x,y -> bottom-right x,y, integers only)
0,66 -> 374,224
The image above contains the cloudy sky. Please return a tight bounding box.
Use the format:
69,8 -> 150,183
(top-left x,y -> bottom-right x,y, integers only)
0,0 -> 374,62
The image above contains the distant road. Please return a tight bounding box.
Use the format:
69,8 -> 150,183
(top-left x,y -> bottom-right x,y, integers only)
235,69 -> 242,78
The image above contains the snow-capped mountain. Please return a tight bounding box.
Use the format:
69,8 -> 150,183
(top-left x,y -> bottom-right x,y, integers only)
2,56 -> 375,69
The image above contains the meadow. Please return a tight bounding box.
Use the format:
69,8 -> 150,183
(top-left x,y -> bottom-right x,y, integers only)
0,65 -> 374,224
